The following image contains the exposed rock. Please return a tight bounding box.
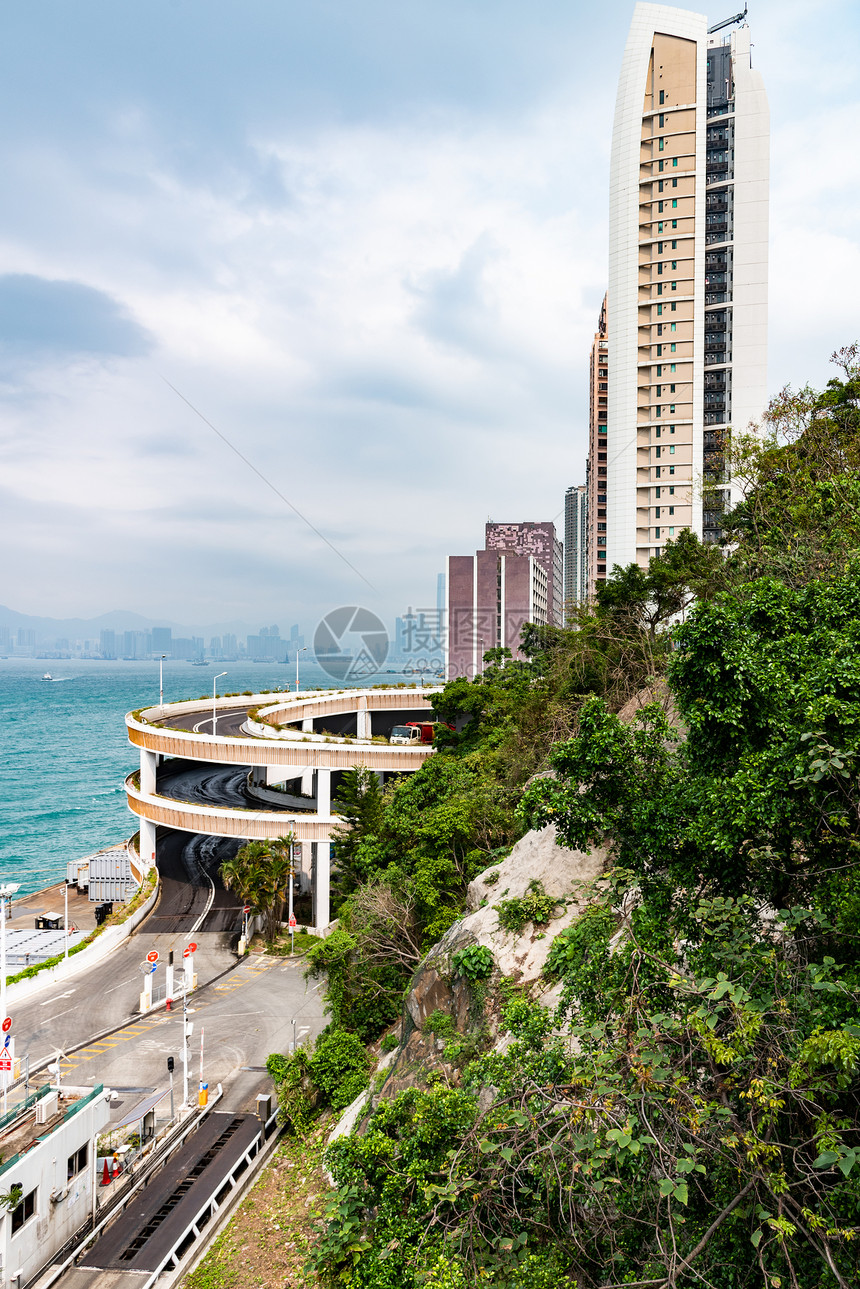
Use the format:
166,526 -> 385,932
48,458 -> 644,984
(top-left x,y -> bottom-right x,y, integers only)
617,675 -> 684,734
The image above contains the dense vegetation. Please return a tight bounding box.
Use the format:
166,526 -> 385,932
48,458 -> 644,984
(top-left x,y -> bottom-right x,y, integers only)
271,350 -> 860,1287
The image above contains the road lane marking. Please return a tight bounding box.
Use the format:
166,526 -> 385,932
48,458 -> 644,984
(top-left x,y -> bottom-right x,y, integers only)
104,976 -> 137,994
40,990 -> 76,1006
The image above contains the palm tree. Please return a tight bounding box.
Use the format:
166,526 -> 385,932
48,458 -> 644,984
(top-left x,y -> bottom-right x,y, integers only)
221,834 -> 295,943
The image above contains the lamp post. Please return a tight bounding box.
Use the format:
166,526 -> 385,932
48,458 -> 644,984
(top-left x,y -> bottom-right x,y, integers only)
159,654 -> 167,716
212,672 -> 227,733
295,646 -> 307,694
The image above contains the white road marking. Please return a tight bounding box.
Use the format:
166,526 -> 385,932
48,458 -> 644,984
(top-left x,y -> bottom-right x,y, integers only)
40,990 -> 76,1006
104,976 -> 136,995
42,1004 -> 81,1024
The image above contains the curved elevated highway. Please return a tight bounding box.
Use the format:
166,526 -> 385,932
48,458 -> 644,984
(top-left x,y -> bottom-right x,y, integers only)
126,686 -> 441,930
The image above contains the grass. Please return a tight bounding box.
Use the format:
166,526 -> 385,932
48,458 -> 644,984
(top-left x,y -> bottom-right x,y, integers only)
184,1128 -> 327,1289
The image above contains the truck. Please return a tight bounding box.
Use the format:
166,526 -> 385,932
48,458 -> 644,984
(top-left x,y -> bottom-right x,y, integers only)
389,721 -> 451,746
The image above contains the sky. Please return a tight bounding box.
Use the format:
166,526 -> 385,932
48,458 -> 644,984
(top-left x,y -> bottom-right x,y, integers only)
0,0 -> 857,636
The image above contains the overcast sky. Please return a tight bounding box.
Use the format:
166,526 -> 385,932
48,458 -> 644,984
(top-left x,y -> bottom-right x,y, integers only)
0,0 -> 857,634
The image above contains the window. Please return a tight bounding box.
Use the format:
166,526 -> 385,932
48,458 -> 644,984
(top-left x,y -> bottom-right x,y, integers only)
670,302 -> 677,311
669,526 -> 675,535
671,281 -> 677,291
656,486 -> 662,498
657,304 -> 662,315
658,200 -> 664,212
671,239 -> 677,249
656,364 -> 662,375
656,384 -> 662,394
657,323 -> 663,334
659,90 -> 665,104
669,445 -> 675,454
659,113 -> 665,127
655,527 -> 661,538
68,1144 -> 88,1181
670,342 -> 676,351
670,404 -> 675,413
658,160 -> 664,171
658,221 -> 663,232
671,260 -> 677,270
672,178 -> 678,187
656,426 -> 662,437
12,1187 -> 36,1234
669,486 -> 675,495
656,446 -> 661,457
657,283 -> 662,294
657,241 -> 663,253
670,424 -> 675,433
672,198 -> 678,208
671,219 -> 677,228
670,363 -> 676,372
658,138 -> 664,151
669,506 -> 675,515
658,180 -> 664,191
672,157 -> 678,167
656,344 -> 662,356
669,466 -> 675,475
670,384 -> 675,393
656,406 -> 661,417
655,507 -> 661,518
657,264 -> 663,275
670,323 -> 677,332
656,466 -> 662,477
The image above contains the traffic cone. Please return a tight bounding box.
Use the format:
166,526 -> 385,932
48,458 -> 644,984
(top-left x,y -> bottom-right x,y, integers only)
101,1159 -> 110,1187
112,1156 -> 120,1179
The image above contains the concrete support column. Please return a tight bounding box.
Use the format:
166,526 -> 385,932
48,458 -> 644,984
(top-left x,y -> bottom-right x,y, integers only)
140,748 -> 157,795
139,817 -> 157,870
314,841 -> 331,933
356,698 -> 371,741
302,717 -> 313,732
301,767 -> 314,797
316,768 -> 331,817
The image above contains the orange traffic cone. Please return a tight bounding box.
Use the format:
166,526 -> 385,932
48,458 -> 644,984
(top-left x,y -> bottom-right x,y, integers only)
101,1159 -> 111,1186
112,1155 -> 120,1179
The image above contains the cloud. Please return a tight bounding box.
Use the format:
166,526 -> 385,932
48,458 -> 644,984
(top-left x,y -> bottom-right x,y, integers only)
0,274 -> 153,360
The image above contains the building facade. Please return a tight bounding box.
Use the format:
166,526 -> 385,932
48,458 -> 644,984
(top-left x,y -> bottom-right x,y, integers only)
586,295 -> 610,592
605,3 -> 768,569
564,484 -> 589,611
484,522 -> 564,627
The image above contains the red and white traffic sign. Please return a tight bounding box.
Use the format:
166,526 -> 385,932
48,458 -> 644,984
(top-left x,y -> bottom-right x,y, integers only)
288,914 -> 297,929
183,945 -> 193,959
0,1052 -> 11,1073
1,1018 -> 11,1034
187,942 -> 197,953
243,905 -> 250,915
146,950 -> 159,964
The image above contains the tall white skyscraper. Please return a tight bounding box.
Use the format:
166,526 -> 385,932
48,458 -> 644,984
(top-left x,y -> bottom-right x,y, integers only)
605,3 -> 768,570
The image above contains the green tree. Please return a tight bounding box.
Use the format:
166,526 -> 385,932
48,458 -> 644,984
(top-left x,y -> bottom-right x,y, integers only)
221,835 -> 293,943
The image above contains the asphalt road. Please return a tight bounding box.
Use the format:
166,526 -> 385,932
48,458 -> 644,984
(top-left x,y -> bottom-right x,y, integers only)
12,830 -> 244,1070
155,759 -> 292,815
160,706 -> 252,736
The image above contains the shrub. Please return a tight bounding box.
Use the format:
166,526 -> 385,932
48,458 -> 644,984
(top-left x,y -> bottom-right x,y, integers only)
450,943 -> 494,982
380,1032 -> 399,1053
423,1009 -> 455,1038
311,1027 -> 371,1111
496,881 -> 561,933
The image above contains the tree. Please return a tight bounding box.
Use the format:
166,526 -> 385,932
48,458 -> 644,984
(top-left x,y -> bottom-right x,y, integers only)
221,835 -> 294,943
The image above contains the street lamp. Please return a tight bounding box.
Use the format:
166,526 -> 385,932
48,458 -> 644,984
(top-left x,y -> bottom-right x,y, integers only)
159,654 -> 167,717
295,646 -> 307,694
0,881 -> 21,1115
212,672 -> 227,733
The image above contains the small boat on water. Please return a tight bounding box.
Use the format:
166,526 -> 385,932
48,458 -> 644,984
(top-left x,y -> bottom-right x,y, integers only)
191,659 -> 210,667
42,672 -> 53,681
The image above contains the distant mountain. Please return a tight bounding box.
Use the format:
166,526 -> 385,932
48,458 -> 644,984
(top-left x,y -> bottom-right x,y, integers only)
0,604 -> 306,642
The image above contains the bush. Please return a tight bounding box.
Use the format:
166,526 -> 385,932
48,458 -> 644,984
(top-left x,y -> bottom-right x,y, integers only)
450,943 -> 494,981
496,881 -> 561,933
311,1028 -> 371,1111
380,1032 -> 399,1053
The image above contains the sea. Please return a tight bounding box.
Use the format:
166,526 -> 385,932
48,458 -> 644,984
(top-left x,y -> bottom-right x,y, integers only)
0,656 -> 425,898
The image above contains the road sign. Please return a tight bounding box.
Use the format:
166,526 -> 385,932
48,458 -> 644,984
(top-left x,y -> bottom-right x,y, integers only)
0,1052 -> 10,1073
140,962 -> 156,976
183,946 -> 193,959
1,1018 -> 11,1034
288,914 -> 297,929
243,905 -> 250,915
187,942 -> 198,953
146,950 -> 159,964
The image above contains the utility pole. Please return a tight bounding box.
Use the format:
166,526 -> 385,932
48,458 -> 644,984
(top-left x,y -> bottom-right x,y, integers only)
167,1056 -> 175,1121
182,992 -> 191,1108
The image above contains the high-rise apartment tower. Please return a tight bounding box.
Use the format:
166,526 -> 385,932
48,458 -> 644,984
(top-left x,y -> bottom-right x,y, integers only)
586,295 -> 609,592
606,3 -> 768,569
564,485 -> 589,611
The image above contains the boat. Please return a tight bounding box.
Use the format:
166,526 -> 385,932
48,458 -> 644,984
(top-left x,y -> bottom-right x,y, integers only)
191,659 -> 210,667
42,672 -> 53,681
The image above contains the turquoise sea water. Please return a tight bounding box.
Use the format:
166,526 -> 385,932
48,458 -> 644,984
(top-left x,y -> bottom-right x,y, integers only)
0,657 -> 420,897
